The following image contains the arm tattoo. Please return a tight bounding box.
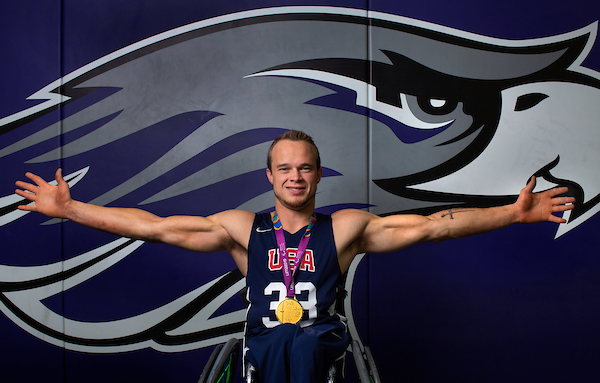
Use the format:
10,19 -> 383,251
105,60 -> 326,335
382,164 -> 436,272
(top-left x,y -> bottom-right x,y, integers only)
441,208 -> 475,219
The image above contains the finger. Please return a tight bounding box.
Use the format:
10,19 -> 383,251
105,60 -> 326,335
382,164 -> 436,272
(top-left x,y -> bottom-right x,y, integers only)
549,186 -> 570,196
15,180 -> 39,193
553,203 -> 575,213
552,196 -> 576,205
24,172 -> 47,186
548,214 -> 567,224
55,168 -> 67,186
524,176 -> 536,193
17,203 -> 36,212
15,187 -> 37,200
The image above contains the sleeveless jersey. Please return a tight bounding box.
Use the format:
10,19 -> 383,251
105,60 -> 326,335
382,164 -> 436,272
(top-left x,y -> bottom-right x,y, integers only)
245,212 -> 343,333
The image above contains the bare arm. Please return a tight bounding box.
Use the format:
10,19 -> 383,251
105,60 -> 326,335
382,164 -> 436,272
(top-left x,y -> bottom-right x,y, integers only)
15,169 -> 254,271
334,177 -> 575,272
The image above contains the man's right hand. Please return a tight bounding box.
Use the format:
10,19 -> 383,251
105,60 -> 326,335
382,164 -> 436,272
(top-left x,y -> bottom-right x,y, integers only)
15,168 -> 72,219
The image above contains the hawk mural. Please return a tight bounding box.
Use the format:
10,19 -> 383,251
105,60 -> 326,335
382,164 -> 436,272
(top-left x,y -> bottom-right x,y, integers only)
0,5 -> 599,382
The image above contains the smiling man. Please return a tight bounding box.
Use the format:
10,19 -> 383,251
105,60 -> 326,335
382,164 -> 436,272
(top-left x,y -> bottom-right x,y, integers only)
15,130 -> 574,383
267,136 -> 322,213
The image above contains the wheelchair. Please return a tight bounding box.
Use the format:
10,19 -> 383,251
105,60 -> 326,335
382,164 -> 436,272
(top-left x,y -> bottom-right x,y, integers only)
197,337 -> 380,383
198,259 -> 381,383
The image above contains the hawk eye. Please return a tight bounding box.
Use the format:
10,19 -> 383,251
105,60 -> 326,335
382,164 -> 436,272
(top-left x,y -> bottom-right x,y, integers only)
430,99 -> 446,108
417,96 -> 458,116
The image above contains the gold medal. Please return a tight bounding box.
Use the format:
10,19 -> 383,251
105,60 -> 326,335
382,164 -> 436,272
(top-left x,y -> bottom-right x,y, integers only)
276,297 -> 304,324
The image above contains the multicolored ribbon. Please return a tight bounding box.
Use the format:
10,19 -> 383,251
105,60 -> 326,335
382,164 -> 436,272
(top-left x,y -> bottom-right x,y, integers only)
272,212 -> 316,298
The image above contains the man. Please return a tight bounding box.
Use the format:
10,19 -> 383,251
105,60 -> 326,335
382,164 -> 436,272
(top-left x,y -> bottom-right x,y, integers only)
15,130 -> 575,383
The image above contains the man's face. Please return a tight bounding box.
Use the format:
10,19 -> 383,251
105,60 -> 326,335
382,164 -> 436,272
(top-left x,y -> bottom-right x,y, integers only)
266,139 -> 322,212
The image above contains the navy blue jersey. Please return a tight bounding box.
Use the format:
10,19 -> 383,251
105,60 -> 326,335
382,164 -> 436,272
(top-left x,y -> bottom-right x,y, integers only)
246,212 -> 343,333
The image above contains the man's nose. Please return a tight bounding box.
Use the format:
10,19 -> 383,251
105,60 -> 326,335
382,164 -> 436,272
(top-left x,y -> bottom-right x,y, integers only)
290,168 -> 303,181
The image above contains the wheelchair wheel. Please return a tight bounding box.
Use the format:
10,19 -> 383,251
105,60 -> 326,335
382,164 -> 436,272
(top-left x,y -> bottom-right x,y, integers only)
206,338 -> 240,383
351,340 -> 371,383
198,344 -> 224,383
364,346 -> 381,383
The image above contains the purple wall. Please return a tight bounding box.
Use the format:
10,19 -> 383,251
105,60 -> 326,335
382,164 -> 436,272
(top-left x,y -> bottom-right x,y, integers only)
1,1 -> 599,382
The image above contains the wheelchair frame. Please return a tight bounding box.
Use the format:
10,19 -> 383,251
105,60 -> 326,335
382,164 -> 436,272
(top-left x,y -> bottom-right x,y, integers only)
198,255 -> 381,382
197,337 -> 381,383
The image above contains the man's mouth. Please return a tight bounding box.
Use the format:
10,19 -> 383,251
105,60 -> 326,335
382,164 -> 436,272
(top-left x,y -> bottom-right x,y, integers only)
287,187 -> 305,193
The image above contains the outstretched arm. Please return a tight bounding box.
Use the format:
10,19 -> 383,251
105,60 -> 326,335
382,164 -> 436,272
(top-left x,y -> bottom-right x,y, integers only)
15,169 -> 254,262
420,176 -> 575,241
334,177 -> 575,271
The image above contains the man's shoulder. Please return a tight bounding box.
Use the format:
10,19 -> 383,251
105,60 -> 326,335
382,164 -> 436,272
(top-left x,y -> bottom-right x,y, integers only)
211,209 -> 256,223
330,208 -> 377,238
210,209 -> 256,242
331,208 -> 375,223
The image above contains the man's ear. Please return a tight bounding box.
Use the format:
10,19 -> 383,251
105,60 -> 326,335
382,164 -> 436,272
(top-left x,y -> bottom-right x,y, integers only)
317,168 -> 322,184
266,168 -> 274,184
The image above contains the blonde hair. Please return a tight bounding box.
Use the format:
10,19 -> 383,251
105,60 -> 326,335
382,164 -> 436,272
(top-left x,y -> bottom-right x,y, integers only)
266,130 -> 321,170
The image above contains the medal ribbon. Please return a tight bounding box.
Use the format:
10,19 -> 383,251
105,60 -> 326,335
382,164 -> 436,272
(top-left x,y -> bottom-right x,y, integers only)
273,212 -> 316,298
